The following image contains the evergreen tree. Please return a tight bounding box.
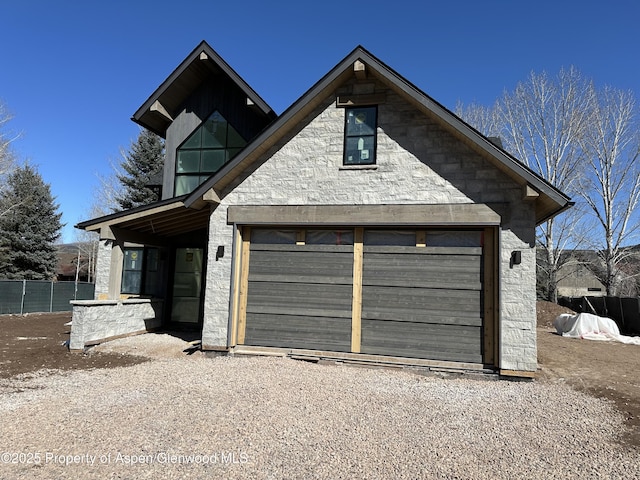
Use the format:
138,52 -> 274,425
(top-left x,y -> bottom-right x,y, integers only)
0,164 -> 63,280
114,129 -> 165,210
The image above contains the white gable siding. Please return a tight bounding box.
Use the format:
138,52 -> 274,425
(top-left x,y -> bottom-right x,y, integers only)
202,90 -> 538,371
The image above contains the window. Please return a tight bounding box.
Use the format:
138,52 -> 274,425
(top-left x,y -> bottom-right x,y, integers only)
121,247 -> 162,295
121,248 -> 144,294
344,106 -> 377,165
175,111 -> 246,195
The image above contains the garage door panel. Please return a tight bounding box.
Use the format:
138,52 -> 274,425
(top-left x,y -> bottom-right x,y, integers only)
248,282 -> 353,317
361,319 -> 483,363
363,252 -> 482,290
245,313 -> 351,352
361,308 -> 483,327
362,285 -> 482,313
249,249 -> 353,283
360,233 -> 484,363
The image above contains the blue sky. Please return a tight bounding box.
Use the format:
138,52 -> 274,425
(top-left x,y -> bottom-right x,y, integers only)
2,0 -> 639,243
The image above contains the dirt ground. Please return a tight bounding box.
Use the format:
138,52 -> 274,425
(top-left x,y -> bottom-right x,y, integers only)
536,301 -> 640,449
1,305 -> 639,450
0,312 -> 146,379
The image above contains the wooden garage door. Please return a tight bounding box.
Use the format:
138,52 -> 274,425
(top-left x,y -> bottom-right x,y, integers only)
240,227 -> 489,364
360,230 -> 484,363
243,229 -> 354,351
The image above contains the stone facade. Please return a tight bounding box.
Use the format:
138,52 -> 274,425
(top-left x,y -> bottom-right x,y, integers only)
69,298 -> 163,350
201,87 -> 538,371
94,240 -> 112,299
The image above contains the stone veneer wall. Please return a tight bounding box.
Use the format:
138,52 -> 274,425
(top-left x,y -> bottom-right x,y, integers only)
94,240 -> 112,300
69,299 -> 163,350
200,87 -> 538,372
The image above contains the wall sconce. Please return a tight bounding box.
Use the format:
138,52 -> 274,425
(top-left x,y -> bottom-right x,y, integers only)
510,250 -> 521,268
216,245 -> 225,261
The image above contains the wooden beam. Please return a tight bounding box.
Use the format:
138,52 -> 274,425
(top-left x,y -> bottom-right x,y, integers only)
229,226 -> 244,347
236,227 -> 251,345
354,60 -> 367,80
150,100 -> 173,121
202,188 -> 221,204
523,184 -> 540,201
500,369 -> 536,379
351,228 -> 364,353
228,204 -> 502,226
110,226 -> 172,248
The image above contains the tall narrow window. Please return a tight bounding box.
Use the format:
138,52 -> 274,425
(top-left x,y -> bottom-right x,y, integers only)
344,106 -> 377,165
121,248 -> 144,294
175,111 -> 246,195
121,247 -> 161,295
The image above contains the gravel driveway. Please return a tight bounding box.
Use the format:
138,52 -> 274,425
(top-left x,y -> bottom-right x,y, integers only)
0,334 -> 638,479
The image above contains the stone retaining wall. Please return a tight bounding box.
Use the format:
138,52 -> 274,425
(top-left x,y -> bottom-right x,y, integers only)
69,298 -> 163,350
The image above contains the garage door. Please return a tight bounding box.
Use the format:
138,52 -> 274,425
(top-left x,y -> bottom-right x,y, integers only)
243,229 -> 354,352
360,230 -> 484,363
240,227 -> 488,364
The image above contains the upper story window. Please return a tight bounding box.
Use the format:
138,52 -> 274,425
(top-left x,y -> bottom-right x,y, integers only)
344,106 -> 377,165
175,111 -> 246,195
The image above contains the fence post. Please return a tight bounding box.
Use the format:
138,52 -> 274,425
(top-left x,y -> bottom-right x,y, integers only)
20,279 -> 26,315
50,281 -> 54,313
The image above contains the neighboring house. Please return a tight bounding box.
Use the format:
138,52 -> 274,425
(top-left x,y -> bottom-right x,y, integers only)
556,254 -> 606,298
56,243 -> 91,282
70,41 -> 571,376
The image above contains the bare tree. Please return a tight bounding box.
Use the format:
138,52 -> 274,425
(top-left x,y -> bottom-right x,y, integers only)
458,67 -> 593,301
0,100 -> 18,213
579,86 -> 640,295
454,101 -> 501,138
93,156 -> 126,217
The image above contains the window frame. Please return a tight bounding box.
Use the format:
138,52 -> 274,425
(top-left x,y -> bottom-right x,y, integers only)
121,247 -> 160,296
174,110 -> 246,196
343,105 -> 378,166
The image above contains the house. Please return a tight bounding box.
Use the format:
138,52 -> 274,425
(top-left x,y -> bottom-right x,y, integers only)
555,254 -> 606,298
70,41 -> 571,376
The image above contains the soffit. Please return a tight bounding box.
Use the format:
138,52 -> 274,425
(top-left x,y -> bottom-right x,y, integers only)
77,200 -> 210,240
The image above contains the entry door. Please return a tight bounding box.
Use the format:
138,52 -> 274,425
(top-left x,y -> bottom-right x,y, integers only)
170,248 -> 203,324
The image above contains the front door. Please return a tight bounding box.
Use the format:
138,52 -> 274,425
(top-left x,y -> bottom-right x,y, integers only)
170,247 -> 204,325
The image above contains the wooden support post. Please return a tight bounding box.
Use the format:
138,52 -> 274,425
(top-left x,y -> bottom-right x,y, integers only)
351,228 -> 364,353
108,238 -> 124,300
416,230 -> 426,247
237,227 -> 251,345
296,230 -> 306,245
229,226 -> 244,347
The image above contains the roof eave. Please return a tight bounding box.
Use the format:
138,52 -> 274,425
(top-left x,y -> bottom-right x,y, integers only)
185,46 -> 571,223
132,40 -> 276,137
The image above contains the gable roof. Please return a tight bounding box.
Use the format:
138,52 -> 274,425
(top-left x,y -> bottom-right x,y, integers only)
132,40 -> 276,137
185,45 -> 571,225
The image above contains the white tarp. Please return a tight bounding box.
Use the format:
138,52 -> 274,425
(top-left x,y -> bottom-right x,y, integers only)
554,313 -> 640,345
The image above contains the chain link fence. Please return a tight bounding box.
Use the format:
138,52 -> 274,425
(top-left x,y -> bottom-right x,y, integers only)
0,280 -> 95,315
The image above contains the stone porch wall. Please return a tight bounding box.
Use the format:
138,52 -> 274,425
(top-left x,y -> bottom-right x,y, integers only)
69,298 -> 163,350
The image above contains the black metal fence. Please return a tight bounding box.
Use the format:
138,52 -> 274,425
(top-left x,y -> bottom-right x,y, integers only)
558,296 -> 640,335
0,280 -> 95,315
